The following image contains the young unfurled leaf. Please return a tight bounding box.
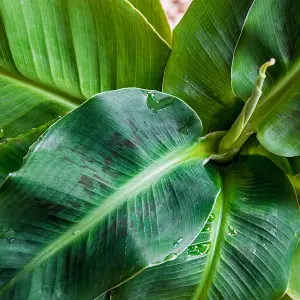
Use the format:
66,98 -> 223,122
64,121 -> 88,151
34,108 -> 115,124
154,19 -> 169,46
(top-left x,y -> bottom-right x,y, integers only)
163,0 -> 254,134
232,0 -> 300,157
219,59 -> 275,153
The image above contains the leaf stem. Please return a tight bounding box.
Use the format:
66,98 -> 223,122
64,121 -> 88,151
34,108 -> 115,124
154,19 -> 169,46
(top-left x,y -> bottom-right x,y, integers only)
218,58 -> 275,153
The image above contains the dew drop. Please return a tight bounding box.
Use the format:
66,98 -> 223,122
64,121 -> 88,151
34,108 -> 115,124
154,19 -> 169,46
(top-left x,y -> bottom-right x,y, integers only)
228,225 -> 237,236
8,238 -> 15,244
202,224 -> 211,232
187,245 -> 201,256
73,229 -> 80,235
0,129 -> 4,138
188,242 -> 211,256
146,92 -> 158,113
164,253 -> 178,261
198,242 -> 211,255
145,91 -> 175,113
208,213 -> 215,222
173,237 -> 183,248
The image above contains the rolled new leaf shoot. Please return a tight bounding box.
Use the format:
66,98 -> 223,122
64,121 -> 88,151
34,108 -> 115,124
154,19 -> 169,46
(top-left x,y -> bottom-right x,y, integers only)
219,58 -> 276,152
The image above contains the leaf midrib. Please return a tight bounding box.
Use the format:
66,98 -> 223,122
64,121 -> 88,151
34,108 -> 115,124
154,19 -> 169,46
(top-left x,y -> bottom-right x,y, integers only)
0,67 -> 83,109
194,169 -> 230,300
0,141 -> 205,296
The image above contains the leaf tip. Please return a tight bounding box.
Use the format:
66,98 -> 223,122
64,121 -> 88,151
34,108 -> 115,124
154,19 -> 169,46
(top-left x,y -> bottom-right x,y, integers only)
260,58 -> 276,75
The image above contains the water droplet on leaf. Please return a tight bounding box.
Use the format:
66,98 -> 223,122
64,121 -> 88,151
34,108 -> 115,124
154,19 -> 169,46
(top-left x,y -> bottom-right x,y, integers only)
8,238 -> 15,244
188,242 -> 211,256
187,245 -> 201,256
202,224 -> 211,232
164,253 -> 178,261
173,237 -> 183,248
228,225 -> 237,236
73,229 -> 80,235
145,91 -> 175,113
198,242 -> 211,255
208,213 -> 215,222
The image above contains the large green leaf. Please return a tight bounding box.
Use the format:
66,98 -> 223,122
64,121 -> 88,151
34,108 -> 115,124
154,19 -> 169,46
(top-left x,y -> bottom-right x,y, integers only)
284,156 -> 300,300
289,157 -> 300,206
128,0 -> 171,45
111,155 -> 300,299
0,0 -> 170,179
0,120 -> 55,184
241,137 -> 300,202
232,0 -> 300,157
287,242 -> 300,300
163,0 -> 254,133
0,89 -> 220,299
239,138 -> 300,300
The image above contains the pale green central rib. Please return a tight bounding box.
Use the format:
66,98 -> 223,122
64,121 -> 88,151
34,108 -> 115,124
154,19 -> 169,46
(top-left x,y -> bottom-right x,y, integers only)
194,170 -> 230,300
0,141 -> 206,295
0,68 -> 82,108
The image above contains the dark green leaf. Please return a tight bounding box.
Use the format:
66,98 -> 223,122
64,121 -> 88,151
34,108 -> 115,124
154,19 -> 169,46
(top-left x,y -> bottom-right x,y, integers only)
232,0 -> 300,157
163,0 -> 254,133
128,0 -> 171,45
0,120 -> 56,185
287,242 -> 300,300
0,0 -> 170,178
0,89 -> 219,299
111,155 -> 300,300
241,139 -> 300,203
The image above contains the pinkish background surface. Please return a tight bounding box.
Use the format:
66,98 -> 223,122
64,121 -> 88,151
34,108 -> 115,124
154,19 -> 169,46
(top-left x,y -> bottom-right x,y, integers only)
161,0 -> 192,28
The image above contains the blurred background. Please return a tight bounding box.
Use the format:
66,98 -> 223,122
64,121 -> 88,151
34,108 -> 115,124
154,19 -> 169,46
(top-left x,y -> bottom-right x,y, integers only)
161,0 -> 192,28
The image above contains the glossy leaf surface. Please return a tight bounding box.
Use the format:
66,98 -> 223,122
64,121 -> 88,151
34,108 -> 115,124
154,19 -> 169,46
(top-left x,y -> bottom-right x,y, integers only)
0,89 -> 219,299
232,0 -> 300,157
288,242 -> 300,300
0,0 -> 170,178
285,156 -> 300,300
111,155 -> 300,300
0,120 -> 55,185
128,0 -> 171,45
163,0 -> 254,133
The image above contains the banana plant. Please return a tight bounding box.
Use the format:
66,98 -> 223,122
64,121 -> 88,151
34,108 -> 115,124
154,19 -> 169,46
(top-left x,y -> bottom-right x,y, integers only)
0,0 -> 300,300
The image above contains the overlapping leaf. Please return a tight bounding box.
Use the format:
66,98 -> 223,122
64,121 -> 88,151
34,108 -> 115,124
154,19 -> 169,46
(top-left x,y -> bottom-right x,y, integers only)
232,0 -> 300,157
0,0 -> 170,181
111,155 -> 300,300
163,0 -> 254,133
0,120 -> 55,184
128,0 -> 171,45
288,241 -> 300,300
284,156 -> 300,300
241,138 -> 300,202
0,89 -> 220,299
